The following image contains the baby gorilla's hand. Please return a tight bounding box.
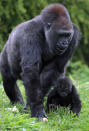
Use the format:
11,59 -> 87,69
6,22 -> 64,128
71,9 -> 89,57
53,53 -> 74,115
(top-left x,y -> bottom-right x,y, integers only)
49,104 -> 57,109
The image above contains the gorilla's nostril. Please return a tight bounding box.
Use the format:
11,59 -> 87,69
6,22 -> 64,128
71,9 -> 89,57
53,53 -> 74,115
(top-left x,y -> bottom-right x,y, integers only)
63,40 -> 67,45
57,40 -> 68,50
61,40 -> 68,47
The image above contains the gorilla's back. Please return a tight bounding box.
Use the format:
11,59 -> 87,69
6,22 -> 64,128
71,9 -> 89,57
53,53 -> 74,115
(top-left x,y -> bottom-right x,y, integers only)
1,16 -> 43,78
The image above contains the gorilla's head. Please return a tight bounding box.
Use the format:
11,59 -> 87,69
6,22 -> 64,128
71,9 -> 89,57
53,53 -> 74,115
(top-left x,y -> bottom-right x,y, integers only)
57,77 -> 72,97
41,4 -> 74,55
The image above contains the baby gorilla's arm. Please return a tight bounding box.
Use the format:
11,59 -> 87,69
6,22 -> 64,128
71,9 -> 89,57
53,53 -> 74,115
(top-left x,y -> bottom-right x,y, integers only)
46,88 -> 59,111
71,85 -> 82,116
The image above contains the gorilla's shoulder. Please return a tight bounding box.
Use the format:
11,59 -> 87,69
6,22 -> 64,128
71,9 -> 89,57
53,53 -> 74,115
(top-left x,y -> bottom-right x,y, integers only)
8,15 -> 43,42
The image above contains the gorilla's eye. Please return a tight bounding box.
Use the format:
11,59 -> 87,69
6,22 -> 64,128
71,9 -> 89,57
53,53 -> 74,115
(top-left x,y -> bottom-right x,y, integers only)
46,23 -> 51,29
59,32 -> 71,38
64,33 -> 71,38
64,88 -> 68,92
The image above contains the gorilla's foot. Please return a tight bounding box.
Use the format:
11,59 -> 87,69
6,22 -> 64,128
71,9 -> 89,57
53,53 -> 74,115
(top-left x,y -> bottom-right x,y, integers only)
10,97 -> 24,105
23,104 -> 29,110
31,104 -> 48,122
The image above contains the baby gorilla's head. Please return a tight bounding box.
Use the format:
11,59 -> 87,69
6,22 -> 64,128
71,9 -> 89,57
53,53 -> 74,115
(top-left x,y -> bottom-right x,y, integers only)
57,77 -> 72,97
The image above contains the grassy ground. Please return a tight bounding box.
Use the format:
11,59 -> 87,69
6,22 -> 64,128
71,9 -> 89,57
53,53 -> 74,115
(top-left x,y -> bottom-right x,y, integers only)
0,62 -> 89,131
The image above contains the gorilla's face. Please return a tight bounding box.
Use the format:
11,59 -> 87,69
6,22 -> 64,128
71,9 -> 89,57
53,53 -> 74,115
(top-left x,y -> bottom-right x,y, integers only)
57,84 -> 72,97
44,20 -> 74,55
41,4 -> 74,55
57,77 -> 72,97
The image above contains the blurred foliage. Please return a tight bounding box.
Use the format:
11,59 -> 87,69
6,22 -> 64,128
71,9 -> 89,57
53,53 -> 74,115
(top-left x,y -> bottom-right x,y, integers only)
67,61 -> 89,82
0,0 -> 89,64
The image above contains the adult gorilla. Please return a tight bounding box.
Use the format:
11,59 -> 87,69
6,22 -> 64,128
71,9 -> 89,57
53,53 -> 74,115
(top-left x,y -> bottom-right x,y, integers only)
0,4 -> 80,120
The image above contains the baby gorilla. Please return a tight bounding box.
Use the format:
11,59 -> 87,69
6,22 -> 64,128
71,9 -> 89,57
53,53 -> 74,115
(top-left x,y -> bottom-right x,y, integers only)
47,77 -> 81,116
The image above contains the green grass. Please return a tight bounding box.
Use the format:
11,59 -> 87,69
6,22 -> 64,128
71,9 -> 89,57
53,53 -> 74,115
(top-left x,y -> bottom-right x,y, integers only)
0,62 -> 89,131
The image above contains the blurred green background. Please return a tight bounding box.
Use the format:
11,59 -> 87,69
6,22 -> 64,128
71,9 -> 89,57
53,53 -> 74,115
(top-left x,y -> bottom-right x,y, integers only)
0,0 -> 89,65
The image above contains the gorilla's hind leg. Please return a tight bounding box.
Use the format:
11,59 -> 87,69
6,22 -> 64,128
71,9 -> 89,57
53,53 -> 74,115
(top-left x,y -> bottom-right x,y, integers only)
0,46 -> 24,105
2,75 -> 24,105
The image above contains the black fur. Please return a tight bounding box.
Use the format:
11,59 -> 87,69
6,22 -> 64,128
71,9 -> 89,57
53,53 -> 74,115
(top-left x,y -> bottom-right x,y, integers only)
47,77 -> 82,116
0,4 -> 80,119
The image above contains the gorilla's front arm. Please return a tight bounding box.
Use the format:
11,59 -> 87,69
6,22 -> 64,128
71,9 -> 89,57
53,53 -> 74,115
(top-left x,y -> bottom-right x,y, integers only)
55,24 -> 80,75
71,85 -> 82,116
19,32 -> 47,117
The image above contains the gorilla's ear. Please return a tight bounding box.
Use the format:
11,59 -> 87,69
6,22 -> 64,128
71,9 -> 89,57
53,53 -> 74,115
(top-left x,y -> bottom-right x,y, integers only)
72,24 -> 81,48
